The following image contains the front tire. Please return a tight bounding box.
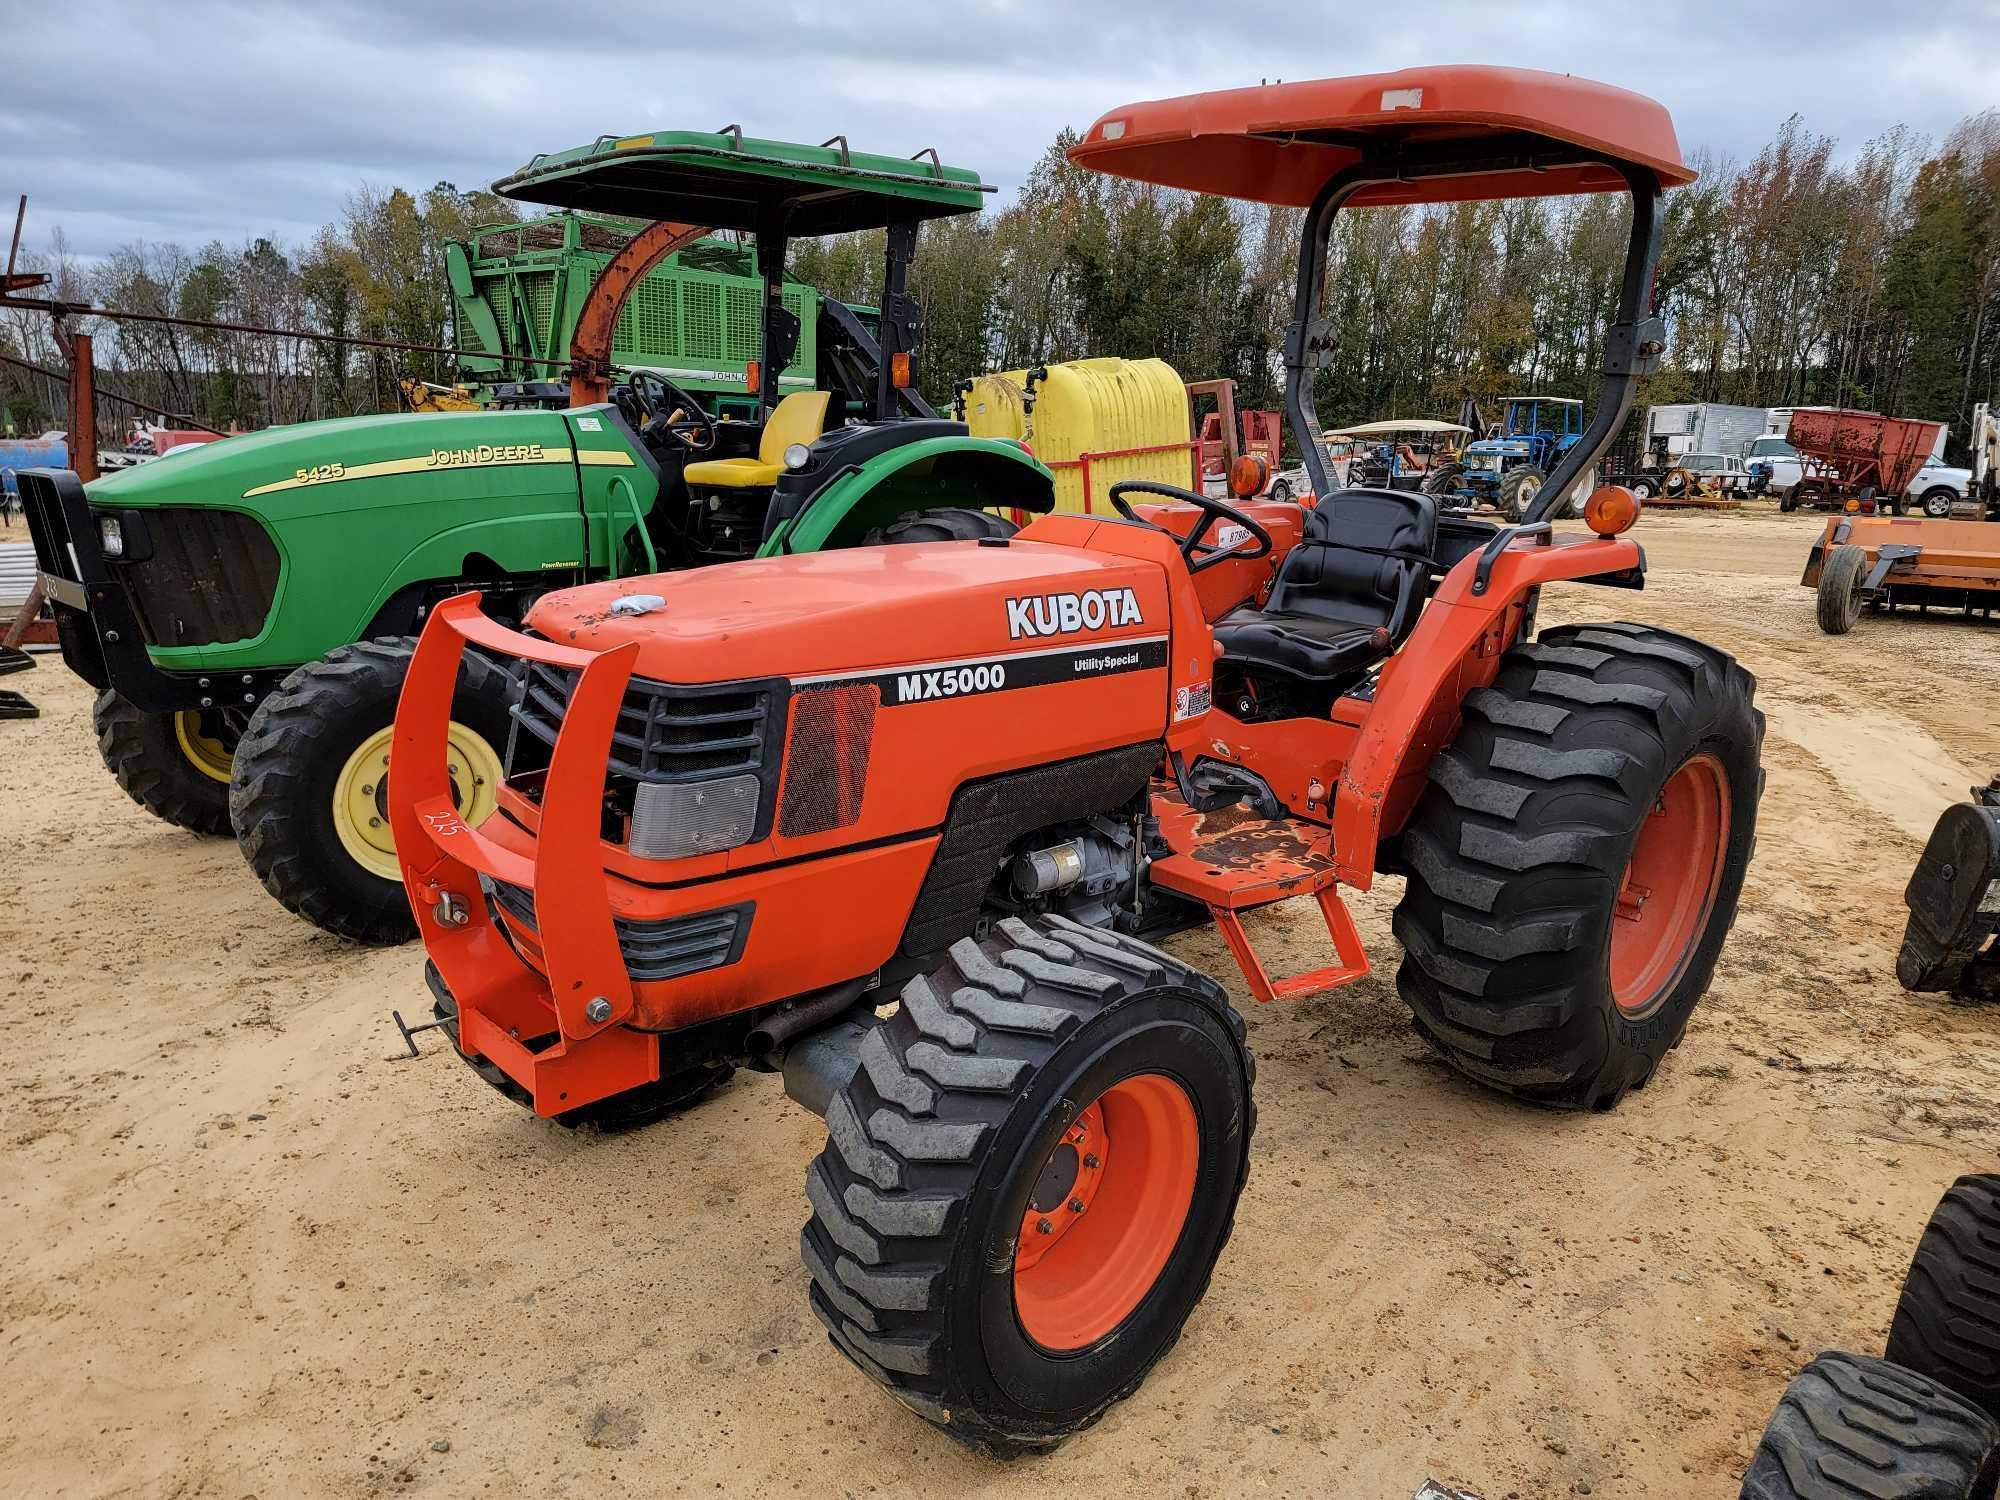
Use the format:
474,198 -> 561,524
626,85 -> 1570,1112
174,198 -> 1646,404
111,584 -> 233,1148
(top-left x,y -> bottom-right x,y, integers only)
1497,465 -> 1544,521
801,917 -> 1255,1455
1740,1352 -> 2000,1499
1887,1175 -> 2000,1423
1392,622 -> 1764,1109
229,639 -> 515,944
94,691 -> 237,836
1922,487 -> 1959,519
1818,544 -> 1868,635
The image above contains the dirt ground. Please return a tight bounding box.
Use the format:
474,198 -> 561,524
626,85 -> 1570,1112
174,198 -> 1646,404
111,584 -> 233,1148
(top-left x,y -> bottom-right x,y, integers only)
3,505 -> 1998,1499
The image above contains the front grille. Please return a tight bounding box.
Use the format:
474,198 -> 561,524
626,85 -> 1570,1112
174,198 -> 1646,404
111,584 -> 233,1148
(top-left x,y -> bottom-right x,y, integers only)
485,877 -> 752,983
505,660 -> 788,843
117,507 -> 281,647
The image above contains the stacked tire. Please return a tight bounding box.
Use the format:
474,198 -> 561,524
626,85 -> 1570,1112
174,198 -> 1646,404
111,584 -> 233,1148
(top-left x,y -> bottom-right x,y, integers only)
1740,1175 -> 2000,1498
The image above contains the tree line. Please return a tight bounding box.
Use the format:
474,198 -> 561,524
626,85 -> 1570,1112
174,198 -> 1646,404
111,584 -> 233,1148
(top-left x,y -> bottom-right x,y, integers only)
5,108 -> 1997,460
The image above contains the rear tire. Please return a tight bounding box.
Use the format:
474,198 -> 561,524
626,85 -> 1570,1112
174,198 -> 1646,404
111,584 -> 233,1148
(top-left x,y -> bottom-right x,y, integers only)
230,639 -> 515,944
1818,544 -> 1868,635
1922,488 -> 1959,519
93,691 -> 236,836
1740,1352 -> 2000,1499
1629,475 -> 1660,501
1887,1176 -> 2000,1422
1392,622 -> 1764,1109
1421,462 -> 1466,498
868,507 -> 1019,545
801,916 -> 1255,1455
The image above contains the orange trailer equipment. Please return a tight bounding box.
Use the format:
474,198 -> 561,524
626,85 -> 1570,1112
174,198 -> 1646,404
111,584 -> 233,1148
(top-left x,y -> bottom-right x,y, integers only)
392,67 -> 1762,1455
1803,513 -> 2000,633
1783,408 -> 1946,516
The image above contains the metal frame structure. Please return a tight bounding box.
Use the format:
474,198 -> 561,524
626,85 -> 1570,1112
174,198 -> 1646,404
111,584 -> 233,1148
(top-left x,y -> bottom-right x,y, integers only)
1284,155 -> 1664,522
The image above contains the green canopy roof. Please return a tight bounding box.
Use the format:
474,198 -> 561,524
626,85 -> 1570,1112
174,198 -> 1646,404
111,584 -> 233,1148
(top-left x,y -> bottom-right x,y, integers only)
495,130 -> 991,236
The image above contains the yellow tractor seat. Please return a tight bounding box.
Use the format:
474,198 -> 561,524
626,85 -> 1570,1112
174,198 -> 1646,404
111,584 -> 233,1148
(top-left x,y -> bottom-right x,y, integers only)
682,390 -> 831,488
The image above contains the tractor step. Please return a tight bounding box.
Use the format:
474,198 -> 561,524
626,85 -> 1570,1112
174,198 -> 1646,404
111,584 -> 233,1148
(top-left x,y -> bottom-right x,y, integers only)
1149,791 -> 1369,1003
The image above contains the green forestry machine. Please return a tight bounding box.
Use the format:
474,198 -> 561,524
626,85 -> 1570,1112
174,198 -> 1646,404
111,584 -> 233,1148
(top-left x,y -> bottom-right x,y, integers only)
448,211 -> 841,419
22,129 -> 1052,942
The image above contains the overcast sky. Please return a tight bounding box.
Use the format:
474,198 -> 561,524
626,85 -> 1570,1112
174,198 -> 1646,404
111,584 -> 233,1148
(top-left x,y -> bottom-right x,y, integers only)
6,0 -> 1998,262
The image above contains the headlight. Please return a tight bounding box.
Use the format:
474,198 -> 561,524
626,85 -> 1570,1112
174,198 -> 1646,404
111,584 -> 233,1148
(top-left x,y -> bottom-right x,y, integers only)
629,774 -> 762,859
97,515 -> 125,558
783,442 -> 812,472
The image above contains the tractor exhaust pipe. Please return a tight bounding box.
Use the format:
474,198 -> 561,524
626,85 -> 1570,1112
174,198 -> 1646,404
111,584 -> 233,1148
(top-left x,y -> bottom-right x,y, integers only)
747,976 -> 870,1061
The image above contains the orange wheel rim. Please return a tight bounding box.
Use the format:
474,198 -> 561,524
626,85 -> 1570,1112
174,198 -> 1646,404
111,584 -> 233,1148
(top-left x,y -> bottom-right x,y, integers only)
1609,753 -> 1731,1018
1012,1072 -> 1199,1352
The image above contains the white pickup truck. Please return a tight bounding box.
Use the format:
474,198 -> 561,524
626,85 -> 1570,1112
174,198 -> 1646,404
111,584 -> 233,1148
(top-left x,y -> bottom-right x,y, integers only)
1745,433 -> 1971,515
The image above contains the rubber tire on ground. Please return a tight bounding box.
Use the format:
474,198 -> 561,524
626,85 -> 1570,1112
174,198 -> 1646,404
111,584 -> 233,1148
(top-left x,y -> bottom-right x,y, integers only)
1781,486 -> 1801,513
93,691 -> 234,836
867,507 -> 1020,545
1392,621 -> 1764,1110
229,638 -> 517,944
1497,465 -> 1545,522
801,915 -> 1255,1456
1818,544 -> 1869,636
1421,462 -> 1466,498
1887,1175 -> 2000,1423
430,989 -> 734,1131
1268,478 -> 1292,504
1628,475 -> 1659,500
1740,1351 -> 2000,1499
1922,488 -> 1959,519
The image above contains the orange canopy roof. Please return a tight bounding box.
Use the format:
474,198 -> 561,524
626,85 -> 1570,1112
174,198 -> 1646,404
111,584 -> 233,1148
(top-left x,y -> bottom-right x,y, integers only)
1068,66 -> 1695,208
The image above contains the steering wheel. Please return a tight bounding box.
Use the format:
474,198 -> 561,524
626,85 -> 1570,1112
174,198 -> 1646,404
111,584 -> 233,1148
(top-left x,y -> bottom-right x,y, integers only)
1106,480 -> 1273,574
619,370 -> 716,451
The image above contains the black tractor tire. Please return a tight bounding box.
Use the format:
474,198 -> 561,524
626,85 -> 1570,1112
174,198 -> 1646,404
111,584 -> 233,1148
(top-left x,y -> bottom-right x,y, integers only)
93,691 -> 236,836
1818,544 -> 1870,635
1421,462 -> 1466,497
1497,465 -> 1545,522
1392,622 -> 1764,1110
1922,488 -> 1959,519
801,916 -> 1255,1456
229,638 -> 517,944
1740,1351 -> 2000,1499
429,987 -> 734,1131
867,507 -> 1020,545
1887,1175 -> 2000,1423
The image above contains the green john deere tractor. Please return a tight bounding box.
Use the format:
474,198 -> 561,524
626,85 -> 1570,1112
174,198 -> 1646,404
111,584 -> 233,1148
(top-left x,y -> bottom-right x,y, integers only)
22,129 -> 1051,942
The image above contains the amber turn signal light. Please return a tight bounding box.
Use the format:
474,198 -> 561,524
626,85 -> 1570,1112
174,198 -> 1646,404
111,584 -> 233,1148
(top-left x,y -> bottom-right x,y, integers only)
890,351 -> 912,388
1582,486 -> 1641,537
1227,454 -> 1269,499
744,359 -> 761,395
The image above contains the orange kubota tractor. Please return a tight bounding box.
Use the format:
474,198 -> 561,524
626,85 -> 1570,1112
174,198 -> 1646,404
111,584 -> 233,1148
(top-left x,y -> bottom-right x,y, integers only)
392,68 -> 1764,1454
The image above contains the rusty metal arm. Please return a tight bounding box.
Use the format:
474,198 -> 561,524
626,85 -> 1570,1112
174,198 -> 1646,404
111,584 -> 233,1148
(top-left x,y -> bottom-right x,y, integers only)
565,220 -> 709,406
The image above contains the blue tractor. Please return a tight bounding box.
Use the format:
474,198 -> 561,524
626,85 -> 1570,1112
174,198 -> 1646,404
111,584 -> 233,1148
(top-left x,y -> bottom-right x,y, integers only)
1426,396 -> 1585,519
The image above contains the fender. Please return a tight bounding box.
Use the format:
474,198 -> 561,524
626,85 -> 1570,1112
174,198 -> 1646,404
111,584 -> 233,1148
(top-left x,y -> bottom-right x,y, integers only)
1331,531 -> 1644,888
758,437 -> 1055,556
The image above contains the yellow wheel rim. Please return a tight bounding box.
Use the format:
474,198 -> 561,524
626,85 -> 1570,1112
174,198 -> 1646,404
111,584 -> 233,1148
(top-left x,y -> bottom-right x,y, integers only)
330,721 -> 504,882
174,711 -> 235,783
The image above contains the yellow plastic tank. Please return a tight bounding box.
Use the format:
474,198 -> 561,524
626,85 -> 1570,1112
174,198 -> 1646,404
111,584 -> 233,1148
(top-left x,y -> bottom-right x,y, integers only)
962,357 -> 1191,514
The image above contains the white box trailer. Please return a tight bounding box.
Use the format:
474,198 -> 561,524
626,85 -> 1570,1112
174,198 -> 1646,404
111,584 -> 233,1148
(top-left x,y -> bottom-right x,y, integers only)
1646,402 -> 1770,460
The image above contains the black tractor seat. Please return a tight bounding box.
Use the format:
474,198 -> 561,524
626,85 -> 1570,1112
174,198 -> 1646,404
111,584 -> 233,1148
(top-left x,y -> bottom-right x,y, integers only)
1214,488 -> 1438,686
